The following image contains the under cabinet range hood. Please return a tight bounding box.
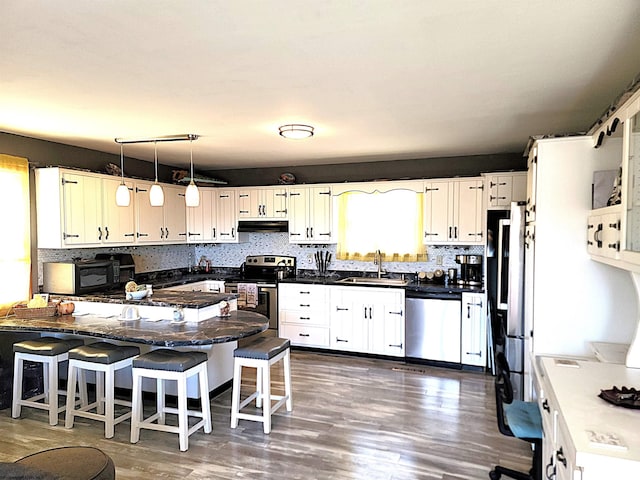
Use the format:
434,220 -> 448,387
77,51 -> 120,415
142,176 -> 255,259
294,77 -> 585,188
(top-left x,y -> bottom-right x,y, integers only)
236,220 -> 288,233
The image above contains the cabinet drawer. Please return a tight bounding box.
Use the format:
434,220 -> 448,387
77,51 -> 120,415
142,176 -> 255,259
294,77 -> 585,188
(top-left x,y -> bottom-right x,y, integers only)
279,284 -> 328,309
280,309 -> 330,326
280,324 -> 330,348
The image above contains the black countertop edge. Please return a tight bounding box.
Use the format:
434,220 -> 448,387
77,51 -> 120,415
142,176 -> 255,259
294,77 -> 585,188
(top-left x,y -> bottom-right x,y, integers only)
278,277 -> 484,294
0,310 -> 268,346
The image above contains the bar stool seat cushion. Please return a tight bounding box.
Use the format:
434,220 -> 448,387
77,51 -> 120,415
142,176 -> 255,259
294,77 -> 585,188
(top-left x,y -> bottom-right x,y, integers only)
13,337 -> 84,356
0,462 -> 58,480
234,337 -> 291,360
69,342 -> 140,364
133,349 -> 207,372
14,446 -> 115,480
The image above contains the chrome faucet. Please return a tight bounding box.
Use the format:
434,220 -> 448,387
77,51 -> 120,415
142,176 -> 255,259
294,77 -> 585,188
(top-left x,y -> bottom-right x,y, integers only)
374,249 -> 386,278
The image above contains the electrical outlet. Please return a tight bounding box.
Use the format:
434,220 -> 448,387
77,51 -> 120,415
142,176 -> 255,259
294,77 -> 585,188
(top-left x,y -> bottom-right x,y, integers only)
436,255 -> 443,265
307,253 -> 314,261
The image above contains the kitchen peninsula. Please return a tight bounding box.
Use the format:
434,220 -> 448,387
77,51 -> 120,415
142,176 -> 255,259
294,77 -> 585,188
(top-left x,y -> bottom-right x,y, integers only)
0,308 -> 268,396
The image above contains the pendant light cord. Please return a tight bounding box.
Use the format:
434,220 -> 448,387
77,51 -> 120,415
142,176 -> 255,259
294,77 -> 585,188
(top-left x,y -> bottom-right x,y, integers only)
154,141 -> 159,182
190,138 -> 194,181
120,144 -> 125,183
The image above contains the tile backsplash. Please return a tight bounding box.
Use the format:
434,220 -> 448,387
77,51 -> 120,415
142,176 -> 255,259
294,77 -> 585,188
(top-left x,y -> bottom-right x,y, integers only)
38,234 -> 484,285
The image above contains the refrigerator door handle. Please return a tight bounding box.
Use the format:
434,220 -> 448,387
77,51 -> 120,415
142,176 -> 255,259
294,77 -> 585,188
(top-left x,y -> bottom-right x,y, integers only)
497,218 -> 510,310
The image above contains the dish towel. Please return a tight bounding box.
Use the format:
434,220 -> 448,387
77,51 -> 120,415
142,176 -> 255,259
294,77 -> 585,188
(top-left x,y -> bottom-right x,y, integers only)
237,283 -> 258,308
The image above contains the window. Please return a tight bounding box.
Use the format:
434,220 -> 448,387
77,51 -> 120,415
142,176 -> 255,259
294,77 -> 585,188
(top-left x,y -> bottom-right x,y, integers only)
0,155 -> 31,315
336,189 -> 426,262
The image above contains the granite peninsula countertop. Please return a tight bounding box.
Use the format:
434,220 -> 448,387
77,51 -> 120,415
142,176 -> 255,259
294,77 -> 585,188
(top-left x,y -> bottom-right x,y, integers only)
0,310 -> 267,347
62,290 -> 237,309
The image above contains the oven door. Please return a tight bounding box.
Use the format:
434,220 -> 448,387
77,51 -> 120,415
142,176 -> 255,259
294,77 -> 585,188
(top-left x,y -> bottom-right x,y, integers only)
225,284 -> 277,330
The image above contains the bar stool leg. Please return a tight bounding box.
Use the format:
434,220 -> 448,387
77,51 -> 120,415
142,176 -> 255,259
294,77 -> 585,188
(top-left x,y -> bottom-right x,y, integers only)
283,349 -> 293,411
230,360 -> 242,429
65,362 -> 78,429
105,368 -> 115,438
255,365 -> 263,408
96,371 -> 105,415
157,378 -> 165,425
130,371 -> 141,444
48,357 -> 59,426
199,364 -> 212,433
12,354 -> 24,419
262,362 -> 271,434
177,375 -> 188,452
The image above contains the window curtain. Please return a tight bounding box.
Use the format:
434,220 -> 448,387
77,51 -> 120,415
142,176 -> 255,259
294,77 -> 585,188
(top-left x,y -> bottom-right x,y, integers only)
0,155 -> 31,315
336,190 -> 426,262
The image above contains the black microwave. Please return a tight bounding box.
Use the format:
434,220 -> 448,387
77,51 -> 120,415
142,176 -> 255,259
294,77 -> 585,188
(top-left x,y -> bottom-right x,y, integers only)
42,260 -> 119,295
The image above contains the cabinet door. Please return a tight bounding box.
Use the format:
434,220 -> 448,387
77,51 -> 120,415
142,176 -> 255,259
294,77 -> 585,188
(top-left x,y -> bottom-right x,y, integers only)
423,181 -> 450,243
512,173 -> 527,203
162,185 -> 186,243
134,182 -> 164,243
455,179 -> 484,244
215,190 -> 237,242
102,177 -> 135,244
526,147 -> 537,223
308,186 -> 333,242
237,188 -> 260,218
370,302 -> 405,357
187,188 -> 215,242
264,188 -> 288,218
62,172 -> 102,246
288,187 -> 308,242
586,213 -> 602,256
461,292 -> 486,366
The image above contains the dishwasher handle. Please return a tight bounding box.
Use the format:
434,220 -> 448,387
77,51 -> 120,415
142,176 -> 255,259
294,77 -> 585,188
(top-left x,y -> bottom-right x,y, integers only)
406,291 -> 462,301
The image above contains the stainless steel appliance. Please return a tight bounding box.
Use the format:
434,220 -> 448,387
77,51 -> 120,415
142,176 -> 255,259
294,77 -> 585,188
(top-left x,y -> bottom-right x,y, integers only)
455,254 -> 483,286
42,259 -> 118,295
225,255 -> 296,333
405,291 -> 462,363
95,253 -> 136,285
487,202 -> 527,400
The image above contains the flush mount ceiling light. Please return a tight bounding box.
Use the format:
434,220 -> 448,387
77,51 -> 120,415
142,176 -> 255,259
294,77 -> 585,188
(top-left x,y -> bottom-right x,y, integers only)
184,137 -> 200,207
115,143 -> 131,207
278,124 -> 314,139
149,141 -> 165,207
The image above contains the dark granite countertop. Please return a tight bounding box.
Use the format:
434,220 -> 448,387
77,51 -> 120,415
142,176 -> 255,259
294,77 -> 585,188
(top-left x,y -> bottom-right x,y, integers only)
0,310 -> 267,347
63,291 -> 237,309
279,276 -> 484,294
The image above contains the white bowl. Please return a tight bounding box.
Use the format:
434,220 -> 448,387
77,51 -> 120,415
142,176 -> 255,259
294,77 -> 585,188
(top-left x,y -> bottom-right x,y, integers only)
126,290 -> 148,300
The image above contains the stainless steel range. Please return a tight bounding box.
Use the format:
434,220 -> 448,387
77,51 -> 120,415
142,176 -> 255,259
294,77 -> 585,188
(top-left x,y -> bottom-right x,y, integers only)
224,255 -> 296,332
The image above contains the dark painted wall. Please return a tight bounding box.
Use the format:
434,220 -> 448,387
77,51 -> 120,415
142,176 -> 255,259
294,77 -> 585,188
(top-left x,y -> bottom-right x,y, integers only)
1,130 -> 526,186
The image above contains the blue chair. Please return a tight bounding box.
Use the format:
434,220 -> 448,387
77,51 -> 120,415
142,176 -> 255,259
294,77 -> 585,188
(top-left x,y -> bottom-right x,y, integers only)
490,352 -> 542,480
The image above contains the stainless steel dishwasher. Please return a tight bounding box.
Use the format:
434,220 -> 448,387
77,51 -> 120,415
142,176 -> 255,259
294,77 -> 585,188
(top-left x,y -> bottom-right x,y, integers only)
405,291 -> 462,362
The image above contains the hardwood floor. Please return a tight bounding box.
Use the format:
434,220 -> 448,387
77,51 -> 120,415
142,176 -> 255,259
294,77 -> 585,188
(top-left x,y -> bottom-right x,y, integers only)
0,351 -> 532,479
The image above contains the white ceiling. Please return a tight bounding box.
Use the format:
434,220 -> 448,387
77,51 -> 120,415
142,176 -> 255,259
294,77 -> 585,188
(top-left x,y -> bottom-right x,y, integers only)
2,1 -> 640,171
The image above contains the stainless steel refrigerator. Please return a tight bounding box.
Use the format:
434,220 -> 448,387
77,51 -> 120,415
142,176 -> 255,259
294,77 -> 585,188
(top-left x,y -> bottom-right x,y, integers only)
487,202 -> 527,400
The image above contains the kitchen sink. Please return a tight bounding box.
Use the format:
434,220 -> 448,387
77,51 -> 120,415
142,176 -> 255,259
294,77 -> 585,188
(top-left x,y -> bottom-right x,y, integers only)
337,277 -> 409,286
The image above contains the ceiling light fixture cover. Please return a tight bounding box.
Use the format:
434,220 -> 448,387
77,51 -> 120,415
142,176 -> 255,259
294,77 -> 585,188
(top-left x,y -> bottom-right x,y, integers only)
115,143 -> 131,207
279,124 -> 314,139
185,137 -> 200,207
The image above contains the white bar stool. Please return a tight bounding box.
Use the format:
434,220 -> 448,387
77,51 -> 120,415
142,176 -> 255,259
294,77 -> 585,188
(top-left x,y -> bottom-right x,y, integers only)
12,337 -> 84,426
130,349 -> 211,452
230,337 -> 292,434
65,342 -> 140,438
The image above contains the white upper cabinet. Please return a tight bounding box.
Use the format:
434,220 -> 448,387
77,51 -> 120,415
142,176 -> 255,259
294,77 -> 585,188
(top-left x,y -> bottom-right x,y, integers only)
36,168 -> 131,248
526,146 -> 538,223
288,185 -> 334,244
186,188 -> 216,243
215,189 -> 238,243
485,172 -> 527,208
133,182 -> 186,244
237,187 -> 288,219
423,178 -> 484,244
101,176 -> 135,244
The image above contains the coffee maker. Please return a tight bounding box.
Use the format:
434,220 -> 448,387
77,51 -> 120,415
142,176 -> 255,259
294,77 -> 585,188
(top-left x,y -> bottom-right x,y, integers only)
455,254 -> 483,286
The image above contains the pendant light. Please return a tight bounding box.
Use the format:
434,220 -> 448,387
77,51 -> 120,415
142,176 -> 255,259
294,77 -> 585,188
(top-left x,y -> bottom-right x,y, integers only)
115,143 -> 131,206
185,137 -> 200,207
149,141 -> 165,207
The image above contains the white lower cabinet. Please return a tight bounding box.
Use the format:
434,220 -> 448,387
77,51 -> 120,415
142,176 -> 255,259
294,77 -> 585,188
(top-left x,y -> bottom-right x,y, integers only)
330,286 -> 405,357
278,283 -> 330,348
460,292 -> 487,367
534,357 -> 640,479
